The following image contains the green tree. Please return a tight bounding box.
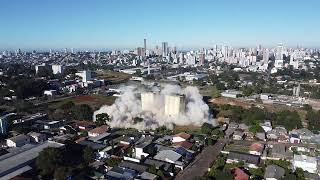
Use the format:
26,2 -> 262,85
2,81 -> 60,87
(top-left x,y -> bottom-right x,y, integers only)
36,147 -> 63,176
241,85 -> 254,96
60,101 -> 75,110
303,104 -> 312,111
212,129 -> 224,138
249,168 -> 264,179
274,110 -> 302,131
148,165 -> 157,174
206,138 -> 215,146
249,124 -> 264,134
105,158 -> 120,167
72,104 -> 93,121
201,122 -> 213,135
157,170 -> 165,178
145,145 -> 157,156
83,146 -> 95,164
212,86 -> 221,98
242,107 -> 266,125
306,110 -> 320,131
96,113 -> 110,126
295,168 -> 305,180
134,69 -> 142,77
215,169 -> 233,180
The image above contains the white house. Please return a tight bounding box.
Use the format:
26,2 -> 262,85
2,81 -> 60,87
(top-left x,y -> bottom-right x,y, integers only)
289,134 -> 301,144
293,154 -> 318,174
134,136 -> 153,160
260,120 -> 272,132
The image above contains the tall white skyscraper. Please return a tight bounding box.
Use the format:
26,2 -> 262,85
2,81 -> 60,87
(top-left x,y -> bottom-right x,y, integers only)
276,43 -> 284,60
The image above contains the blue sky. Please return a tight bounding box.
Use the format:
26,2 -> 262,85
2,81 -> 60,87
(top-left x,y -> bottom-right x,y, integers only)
0,0 -> 319,50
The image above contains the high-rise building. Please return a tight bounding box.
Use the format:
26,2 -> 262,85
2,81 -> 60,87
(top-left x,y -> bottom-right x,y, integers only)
0,113 -> 15,135
143,39 -> 147,58
199,53 -> 205,65
52,65 -> 64,74
276,43 -> 284,60
162,42 -> 168,57
137,47 -> 144,57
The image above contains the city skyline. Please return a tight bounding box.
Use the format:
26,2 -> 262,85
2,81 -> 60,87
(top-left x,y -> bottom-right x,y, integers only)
1,0 -> 320,49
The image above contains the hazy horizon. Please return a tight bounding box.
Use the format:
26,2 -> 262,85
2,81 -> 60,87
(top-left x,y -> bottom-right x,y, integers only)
1,0 -> 320,49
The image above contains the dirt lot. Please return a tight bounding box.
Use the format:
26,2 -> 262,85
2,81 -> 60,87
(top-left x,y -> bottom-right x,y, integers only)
173,125 -> 201,134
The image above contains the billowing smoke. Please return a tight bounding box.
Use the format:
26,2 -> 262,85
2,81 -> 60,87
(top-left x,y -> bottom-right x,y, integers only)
93,84 -> 216,130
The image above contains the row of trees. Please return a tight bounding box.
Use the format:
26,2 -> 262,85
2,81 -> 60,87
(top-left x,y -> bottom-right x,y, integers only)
215,105 -> 303,131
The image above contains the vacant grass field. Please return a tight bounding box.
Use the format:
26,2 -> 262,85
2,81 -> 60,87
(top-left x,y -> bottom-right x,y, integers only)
96,70 -> 131,84
48,94 -> 116,110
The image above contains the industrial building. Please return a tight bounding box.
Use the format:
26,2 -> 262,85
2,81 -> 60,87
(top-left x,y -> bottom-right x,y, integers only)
141,92 -> 157,112
0,141 -> 64,179
164,95 -> 185,116
141,92 -> 185,117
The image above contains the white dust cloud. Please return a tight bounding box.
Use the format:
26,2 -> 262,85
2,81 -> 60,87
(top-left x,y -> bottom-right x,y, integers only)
93,84 -> 216,130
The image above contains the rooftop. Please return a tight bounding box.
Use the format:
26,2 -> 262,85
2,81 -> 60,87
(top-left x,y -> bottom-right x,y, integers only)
294,154 -> 317,163
227,151 -> 260,165
7,134 -> 30,143
0,141 -> 64,178
135,135 -> 154,149
173,132 -> 191,140
264,165 -> 285,179
154,150 -> 182,163
89,125 -> 109,135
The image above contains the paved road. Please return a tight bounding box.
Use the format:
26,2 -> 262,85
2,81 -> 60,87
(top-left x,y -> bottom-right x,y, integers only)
175,139 -> 227,180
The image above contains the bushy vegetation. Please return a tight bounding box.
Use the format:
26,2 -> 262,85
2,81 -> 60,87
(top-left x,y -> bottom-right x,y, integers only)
215,104 -> 303,131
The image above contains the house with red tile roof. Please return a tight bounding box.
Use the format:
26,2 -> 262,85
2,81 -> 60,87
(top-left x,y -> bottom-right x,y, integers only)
232,168 -> 249,180
88,125 -> 109,137
173,141 -> 193,149
249,143 -> 264,156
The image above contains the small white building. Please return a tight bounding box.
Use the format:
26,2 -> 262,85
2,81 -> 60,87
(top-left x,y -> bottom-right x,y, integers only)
6,134 -> 31,147
293,154 -> 318,174
221,90 -> 243,98
44,90 -> 57,97
76,70 -> 92,82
